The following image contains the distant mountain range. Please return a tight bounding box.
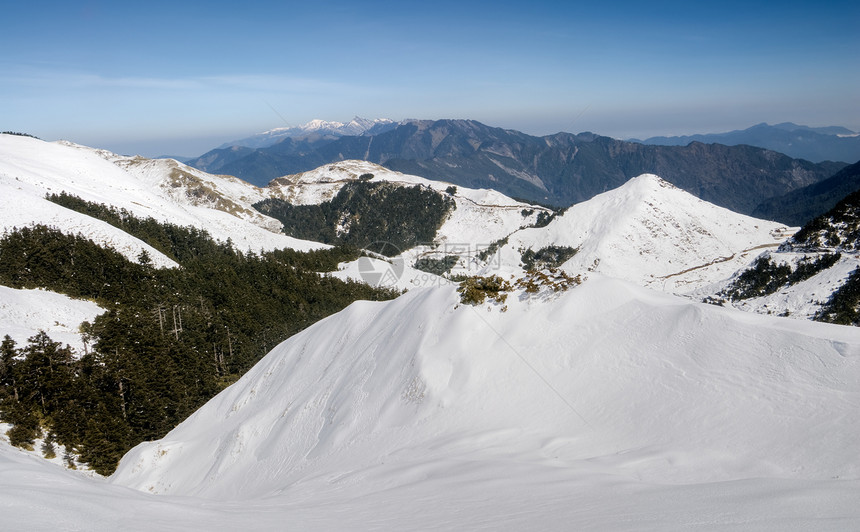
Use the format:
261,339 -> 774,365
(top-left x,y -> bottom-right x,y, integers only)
217,117 -> 397,150
632,122 -> 860,163
752,160 -> 860,226
187,119 -> 846,221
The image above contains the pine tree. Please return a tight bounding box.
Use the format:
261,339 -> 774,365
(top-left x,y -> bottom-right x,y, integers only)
0,335 -> 18,402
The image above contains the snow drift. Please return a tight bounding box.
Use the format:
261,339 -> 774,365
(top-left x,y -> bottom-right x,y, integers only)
106,277 -> 860,528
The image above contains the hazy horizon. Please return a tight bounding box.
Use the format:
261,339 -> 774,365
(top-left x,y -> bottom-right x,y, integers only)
3,0 -> 858,157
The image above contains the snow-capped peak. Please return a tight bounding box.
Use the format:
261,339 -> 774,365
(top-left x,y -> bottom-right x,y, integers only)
346,116 -> 374,129
494,173 -> 793,293
220,117 -> 396,149
302,118 -> 345,131
345,116 -> 395,133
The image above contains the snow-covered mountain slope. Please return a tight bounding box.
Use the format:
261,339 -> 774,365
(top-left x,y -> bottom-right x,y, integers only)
0,285 -> 103,352
102,278 -> 860,529
695,251 -> 860,319
491,174 -> 793,293
0,134 -> 325,261
0,134 -> 327,350
270,167 -> 796,294
269,159 -> 547,242
269,159 -> 553,283
0,440 -> 241,531
218,117 -> 396,149
0,176 -> 179,269
104,153 -> 282,233
696,187 -> 860,321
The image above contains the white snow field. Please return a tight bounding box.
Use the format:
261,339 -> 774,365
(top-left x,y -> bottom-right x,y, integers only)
46,277 -> 848,530
278,163 -> 796,295
0,135 -> 325,262
0,285 -> 103,353
2,134 -> 860,529
495,174 -> 794,293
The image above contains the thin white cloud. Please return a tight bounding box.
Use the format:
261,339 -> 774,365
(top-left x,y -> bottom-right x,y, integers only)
3,67 -> 367,95
3,71 -> 195,91
201,74 -> 359,93
75,74 -> 202,90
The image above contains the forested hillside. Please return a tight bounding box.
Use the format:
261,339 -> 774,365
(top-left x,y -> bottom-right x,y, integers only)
0,196 -> 397,474
711,185 -> 860,323
254,181 -> 455,255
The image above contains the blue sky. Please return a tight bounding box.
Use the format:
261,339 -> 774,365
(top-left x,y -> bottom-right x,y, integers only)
2,0 -> 858,157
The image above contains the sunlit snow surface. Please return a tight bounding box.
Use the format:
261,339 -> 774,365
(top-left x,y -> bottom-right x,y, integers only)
497,174 -> 793,293
0,286 -> 103,353
293,164 -> 796,296
2,135 -> 859,529
0,135 -> 325,266
76,278 -> 860,529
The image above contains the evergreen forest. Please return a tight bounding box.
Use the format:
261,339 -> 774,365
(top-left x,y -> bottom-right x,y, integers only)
720,253 -> 841,301
253,181 -> 455,256
0,195 -> 398,474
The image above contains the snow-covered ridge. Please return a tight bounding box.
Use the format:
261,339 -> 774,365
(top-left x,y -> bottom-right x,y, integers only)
268,159 -> 555,286
104,277 -> 860,528
693,185 -> 860,320
103,151 -> 284,234
270,165 -> 797,295
269,159 -> 543,213
0,133 -> 326,350
0,134 -> 325,262
491,174 -> 794,293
